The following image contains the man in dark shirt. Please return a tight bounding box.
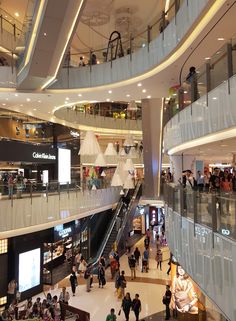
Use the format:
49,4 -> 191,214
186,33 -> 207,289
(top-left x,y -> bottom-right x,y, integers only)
163,285 -> 171,320
128,255 -> 136,280
132,294 -> 141,321
209,168 -> 221,192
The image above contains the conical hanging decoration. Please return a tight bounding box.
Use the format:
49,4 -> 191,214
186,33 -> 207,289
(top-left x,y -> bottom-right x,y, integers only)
124,135 -> 135,147
91,184 -> 97,190
79,131 -> 101,155
104,143 -> 117,156
101,170 -> 106,177
111,173 -> 123,186
128,147 -> 138,158
124,158 -> 135,171
123,174 -> 135,189
116,160 -> 128,183
119,147 -> 126,156
120,189 -> 125,195
94,152 -> 107,166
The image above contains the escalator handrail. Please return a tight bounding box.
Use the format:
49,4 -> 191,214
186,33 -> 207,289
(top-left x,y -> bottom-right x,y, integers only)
116,180 -> 142,245
90,190 -> 128,267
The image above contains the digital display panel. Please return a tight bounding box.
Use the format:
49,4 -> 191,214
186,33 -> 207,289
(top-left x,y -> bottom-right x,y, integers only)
58,148 -> 71,184
19,248 -> 41,292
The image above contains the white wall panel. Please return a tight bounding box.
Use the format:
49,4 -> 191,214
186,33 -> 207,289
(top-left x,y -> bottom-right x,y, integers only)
165,206 -> 236,321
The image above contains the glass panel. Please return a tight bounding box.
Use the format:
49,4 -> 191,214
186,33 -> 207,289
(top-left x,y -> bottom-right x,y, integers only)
185,188 -> 194,220
210,44 -> 228,89
196,192 -> 212,228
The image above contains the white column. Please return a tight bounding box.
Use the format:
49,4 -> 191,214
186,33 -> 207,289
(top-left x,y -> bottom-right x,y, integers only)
170,155 -> 196,183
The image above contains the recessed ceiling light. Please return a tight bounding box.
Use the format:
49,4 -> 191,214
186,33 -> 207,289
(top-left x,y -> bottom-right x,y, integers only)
106,98 -> 110,102
43,32 -> 47,36
217,37 -> 225,41
37,100 -> 41,103
14,12 -> 19,17
26,98 -> 31,102
126,94 -> 130,97
78,94 -> 82,97
147,95 -> 151,99
108,90 -> 112,94
137,83 -> 142,87
65,97 -> 69,100
2,103 -> 6,106
20,104 -> 23,107
142,89 -> 146,93
33,108 -> 37,111
5,98 -> 8,100
212,97 -> 217,100
14,93 -> 18,97
65,101 -> 68,104
48,111 -> 51,114
205,57 -> 211,60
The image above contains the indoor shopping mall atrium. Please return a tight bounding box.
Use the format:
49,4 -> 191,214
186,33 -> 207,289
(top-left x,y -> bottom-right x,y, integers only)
0,0 -> 235,320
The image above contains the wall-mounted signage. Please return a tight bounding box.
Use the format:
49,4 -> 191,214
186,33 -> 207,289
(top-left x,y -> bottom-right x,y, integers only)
0,140 -> 57,163
54,222 -> 74,241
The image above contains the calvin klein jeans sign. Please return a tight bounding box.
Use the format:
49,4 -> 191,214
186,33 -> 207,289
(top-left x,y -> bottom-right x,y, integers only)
32,152 -> 56,160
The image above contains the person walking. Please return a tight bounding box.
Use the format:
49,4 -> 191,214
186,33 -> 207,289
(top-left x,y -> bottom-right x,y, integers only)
121,292 -> 132,321
106,308 -> 117,321
69,271 -> 77,296
118,270 -> 127,298
98,263 -> 106,288
163,285 -> 171,320
156,249 -> 163,270
132,294 -> 141,321
59,287 -> 70,304
128,255 -> 136,280
84,264 -> 92,292
134,247 -> 141,266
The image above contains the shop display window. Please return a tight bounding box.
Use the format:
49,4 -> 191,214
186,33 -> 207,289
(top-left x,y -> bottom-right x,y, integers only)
0,239 -> 8,254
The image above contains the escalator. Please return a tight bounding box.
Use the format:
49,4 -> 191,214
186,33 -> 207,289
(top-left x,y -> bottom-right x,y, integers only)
92,180 -> 142,267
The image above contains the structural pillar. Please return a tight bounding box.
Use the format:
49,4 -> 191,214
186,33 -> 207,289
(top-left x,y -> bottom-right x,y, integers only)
141,98 -> 163,199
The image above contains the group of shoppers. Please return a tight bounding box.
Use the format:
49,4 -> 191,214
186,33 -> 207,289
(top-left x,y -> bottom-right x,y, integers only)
0,172 -> 25,198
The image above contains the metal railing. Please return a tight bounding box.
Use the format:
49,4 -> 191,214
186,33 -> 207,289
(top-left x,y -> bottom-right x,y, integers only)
164,183 -> 236,242
0,178 -> 111,205
63,0 -> 182,69
164,35 -> 236,124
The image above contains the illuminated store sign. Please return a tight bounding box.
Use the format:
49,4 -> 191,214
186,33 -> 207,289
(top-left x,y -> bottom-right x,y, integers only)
32,152 -> 56,160
221,229 -> 230,236
58,227 -> 72,238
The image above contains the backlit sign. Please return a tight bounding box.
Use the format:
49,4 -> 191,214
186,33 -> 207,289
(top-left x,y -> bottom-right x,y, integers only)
32,152 -> 56,160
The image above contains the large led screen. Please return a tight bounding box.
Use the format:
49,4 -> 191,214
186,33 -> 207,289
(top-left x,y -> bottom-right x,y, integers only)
58,148 -> 71,184
19,248 -> 41,292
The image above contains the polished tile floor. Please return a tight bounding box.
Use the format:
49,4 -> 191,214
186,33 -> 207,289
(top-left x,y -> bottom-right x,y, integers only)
39,233 -> 172,321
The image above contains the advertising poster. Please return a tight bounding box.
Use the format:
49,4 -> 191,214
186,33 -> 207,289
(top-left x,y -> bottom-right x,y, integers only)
19,248 -> 41,292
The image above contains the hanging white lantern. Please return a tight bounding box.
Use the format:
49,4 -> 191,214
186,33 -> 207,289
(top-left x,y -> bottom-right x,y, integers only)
104,143 -> 117,156
79,131 -> 101,155
94,152 -> 107,167
116,160 -> 128,183
119,147 -> 126,156
120,189 -> 125,195
123,174 -> 134,189
101,170 -> 106,177
128,147 -> 138,158
124,135 -> 135,147
111,173 -> 123,186
124,158 -> 135,171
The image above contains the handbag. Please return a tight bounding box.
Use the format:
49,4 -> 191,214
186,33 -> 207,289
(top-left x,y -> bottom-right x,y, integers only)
162,296 -> 167,305
118,309 -> 121,316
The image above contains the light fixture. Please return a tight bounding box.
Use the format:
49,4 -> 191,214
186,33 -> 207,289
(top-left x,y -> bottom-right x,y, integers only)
15,12 -> 19,17
26,98 -> 31,102
14,93 -> 18,97
106,98 -> 110,102
79,131 -> 101,156
205,57 -> 211,60
108,90 -> 112,94
147,95 -> 151,99
38,100 -> 41,103
142,89 -> 146,93
123,174 -> 135,189
43,32 -> 47,36
65,101 -> 68,104
127,100 -> 138,111
124,158 -> 135,171
2,103 -> 6,106
101,170 -> 106,177
124,135 -> 135,147
33,108 -> 37,111
217,37 -> 225,41
126,94 -> 130,97
65,97 -> 70,100
94,152 -> 107,167
91,184 -> 97,190
142,43 -> 146,48
120,189 -> 125,195
104,143 -> 117,156
78,94 -> 82,97
212,97 -> 217,100
137,83 -> 142,87
111,173 -> 123,187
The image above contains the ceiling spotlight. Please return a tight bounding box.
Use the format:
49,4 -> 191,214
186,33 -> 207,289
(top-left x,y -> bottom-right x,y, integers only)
205,57 -> 211,60
137,83 -> 142,87
26,98 -> 31,102
217,37 -> 225,41
2,103 -> 6,106
37,100 -> 41,103
106,98 -> 110,102
142,43 -> 146,48
108,90 -> 112,94
126,94 -> 130,97
33,108 -> 37,111
43,32 -> 47,36
65,101 -> 68,104
20,104 -> 23,107
147,95 -> 151,99
14,12 -> 19,17
78,94 -> 82,97
14,93 -> 18,97
212,97 -> 217,100
65,97 -> 70,100
142,89 -> 146,93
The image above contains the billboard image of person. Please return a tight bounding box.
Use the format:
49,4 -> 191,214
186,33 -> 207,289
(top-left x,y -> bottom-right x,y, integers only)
172,265 -> 198,314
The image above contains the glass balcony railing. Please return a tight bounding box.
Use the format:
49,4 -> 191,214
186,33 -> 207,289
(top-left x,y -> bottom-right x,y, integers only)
164,183 -> 236,242
164,36 -> 236,123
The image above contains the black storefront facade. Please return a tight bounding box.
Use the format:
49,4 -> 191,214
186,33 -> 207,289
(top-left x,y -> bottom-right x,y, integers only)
0,207 -> 114,304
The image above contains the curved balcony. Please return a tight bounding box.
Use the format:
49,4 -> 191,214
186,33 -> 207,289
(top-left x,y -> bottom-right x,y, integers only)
164,39 -> 236,154
54,106 -> 142,134
50,0 -> 210,90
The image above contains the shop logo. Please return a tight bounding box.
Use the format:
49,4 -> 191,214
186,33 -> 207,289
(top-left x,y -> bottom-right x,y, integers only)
32,152 -> 56,160
58,227 -> 72,238
221,229 -> 230,236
